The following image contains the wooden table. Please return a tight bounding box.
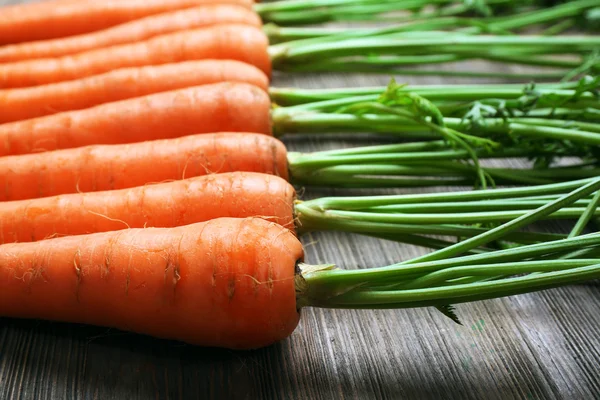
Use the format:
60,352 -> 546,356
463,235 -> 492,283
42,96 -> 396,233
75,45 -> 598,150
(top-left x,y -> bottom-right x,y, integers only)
1,1 -> 599,398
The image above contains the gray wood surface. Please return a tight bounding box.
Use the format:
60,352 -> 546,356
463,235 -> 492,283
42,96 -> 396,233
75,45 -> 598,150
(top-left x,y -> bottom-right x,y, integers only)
1,1 -> 599,399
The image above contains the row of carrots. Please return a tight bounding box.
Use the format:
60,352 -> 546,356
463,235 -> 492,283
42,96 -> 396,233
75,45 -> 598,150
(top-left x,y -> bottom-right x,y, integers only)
0,0 -> 596,351
0,0 -> 359,349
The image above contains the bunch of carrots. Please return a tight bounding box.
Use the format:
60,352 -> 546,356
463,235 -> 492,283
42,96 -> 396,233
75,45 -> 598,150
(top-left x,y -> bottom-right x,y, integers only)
0,0 -> 599,350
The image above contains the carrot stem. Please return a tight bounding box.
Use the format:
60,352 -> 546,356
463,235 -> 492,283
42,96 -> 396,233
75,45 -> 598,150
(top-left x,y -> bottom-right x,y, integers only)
269,33 -> 600,77
294,179 -> 598,249
297,178 -> 600,312
569,189 -> 600,238
274,77 -> 600,189
257,0 -> 511,26
299,238 -> 600,310
269,81 -> 574,106
259,0 -> 597,30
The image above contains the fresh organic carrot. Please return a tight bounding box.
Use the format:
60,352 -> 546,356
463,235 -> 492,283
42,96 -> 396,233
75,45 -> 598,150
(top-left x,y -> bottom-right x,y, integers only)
0,172 -> 295,243
0,82 -> 271,157
0,133 -> 287,201
0,217 -> 302,349
0,0 -> 254,45
0,5 -> 262,62
0,60 -> 269,123
0,24 -> 270,88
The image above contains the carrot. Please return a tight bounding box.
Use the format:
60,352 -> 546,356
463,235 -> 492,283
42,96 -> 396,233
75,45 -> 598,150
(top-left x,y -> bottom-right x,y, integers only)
0,0 -> 254,45
0,24 -> 270,88
0,5 -> 262,62
0,133 -> 287,201
0,60 -> 269,123
0,217 -> 302,349
0,172 -> 295,243
0,82 -> 271,157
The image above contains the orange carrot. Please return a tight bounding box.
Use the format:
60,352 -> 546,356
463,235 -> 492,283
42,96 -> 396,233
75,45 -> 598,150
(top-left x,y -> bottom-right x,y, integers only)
0,60 -> 269,123
0,172 -> 295,243
0,24 -> 270,88
0,0 -> 254,44
0,133 -> 288,201
0,217 -> 302,349
0,5 -> 262,62
0,82 -> 272,157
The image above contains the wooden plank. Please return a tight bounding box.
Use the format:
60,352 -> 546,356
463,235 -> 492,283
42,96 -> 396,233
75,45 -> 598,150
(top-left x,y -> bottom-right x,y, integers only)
0,1 -> 599,398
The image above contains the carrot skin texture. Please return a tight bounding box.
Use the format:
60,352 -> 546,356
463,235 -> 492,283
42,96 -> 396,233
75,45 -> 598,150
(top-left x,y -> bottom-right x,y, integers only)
0,133 -> 288,201
0,5 -> 262,62
0,0 -> 254,45
0,60 -> 269,123
0,172 -> 296,243
0,217 -> 302,349
0,82 -> 272,157
0,25 -> 271,88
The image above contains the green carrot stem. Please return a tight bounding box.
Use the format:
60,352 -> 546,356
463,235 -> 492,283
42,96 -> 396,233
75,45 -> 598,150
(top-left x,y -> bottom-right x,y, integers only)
362,232 -> 492,253
358,199 -> 594,214
290,165 -> 598,188
274,108 -> 600,148
274,60 -> 571,79
300,232 -> 600,292
473,0 -> 600,32
309,263 -> 600,308
295,207 -> 564,244
257,0 -> 516,26
462,120 -> 600,146
261,0 -> 599,41
312,207 -> 598,225
399,178 -> 600,264
509,118 -> 600,133
288,147 -> 526,170
269,82 -> 577,106
269,35 -> 600,66
276,87 -> 597,113
542,19 -> 576,36
300,177 -> 597,209
399,260 -> 599,290
569,190 -> 600,238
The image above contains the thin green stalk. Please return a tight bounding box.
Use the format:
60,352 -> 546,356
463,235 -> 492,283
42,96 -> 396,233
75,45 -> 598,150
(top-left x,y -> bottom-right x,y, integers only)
399,260 -> 599,290
257,0 -> 517,26
362,232 -> 492,254
261,0 -> 599,42
300,232 -> 600,290
468,0 -> 600,32
275,60 -> 570,80
365,199 -> 593,213
270,35 -> 600,67
312,263 -> 600,308
300,177 -> 597,209
400,178 -> 600,264
275,79 -> 600,190
569,190 -> 600,238
317,207 -> 598,225
269,82 -> 579,106
295,206 -> 565,245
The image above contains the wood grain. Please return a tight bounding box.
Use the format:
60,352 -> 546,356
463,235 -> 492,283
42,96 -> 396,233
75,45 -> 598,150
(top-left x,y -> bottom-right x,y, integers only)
0,1 -> 599,399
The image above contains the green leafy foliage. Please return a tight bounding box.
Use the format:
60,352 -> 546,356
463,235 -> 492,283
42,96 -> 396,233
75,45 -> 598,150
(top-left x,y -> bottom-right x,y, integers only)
378,79 -> 446,127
